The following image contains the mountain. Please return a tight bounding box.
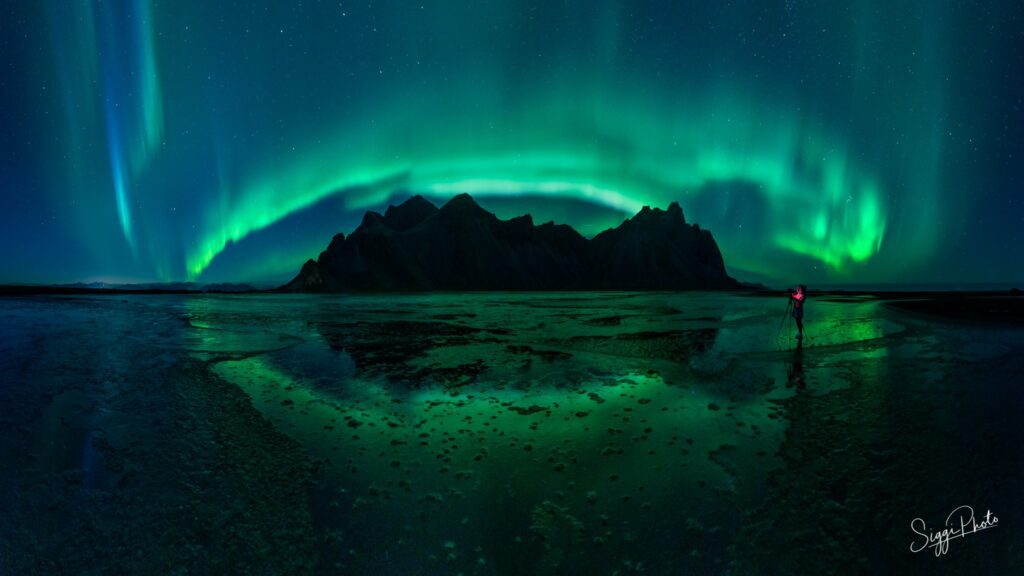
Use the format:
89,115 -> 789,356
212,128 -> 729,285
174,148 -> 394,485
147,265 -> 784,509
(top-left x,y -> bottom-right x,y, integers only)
283,194 -> 739,291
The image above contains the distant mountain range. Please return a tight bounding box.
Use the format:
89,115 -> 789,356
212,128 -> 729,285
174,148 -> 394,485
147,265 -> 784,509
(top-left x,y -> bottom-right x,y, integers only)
60,281 -> 257,292
0,281 -> 258,296
283,193 -> 739,291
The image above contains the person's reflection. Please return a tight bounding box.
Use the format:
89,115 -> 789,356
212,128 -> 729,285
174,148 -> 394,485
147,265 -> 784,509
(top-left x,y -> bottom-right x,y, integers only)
786,339 -> 806,390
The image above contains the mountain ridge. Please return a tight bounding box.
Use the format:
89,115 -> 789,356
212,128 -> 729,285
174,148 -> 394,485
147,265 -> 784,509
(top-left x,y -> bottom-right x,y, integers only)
283,193 -> 739,291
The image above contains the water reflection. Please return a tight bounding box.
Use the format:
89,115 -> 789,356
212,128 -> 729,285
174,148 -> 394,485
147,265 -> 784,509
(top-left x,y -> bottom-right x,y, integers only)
5,292 -> 1021,573
786,340 -> 806,391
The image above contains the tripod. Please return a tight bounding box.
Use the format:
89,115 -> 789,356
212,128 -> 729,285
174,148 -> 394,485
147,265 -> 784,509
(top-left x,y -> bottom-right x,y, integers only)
776,296 -> 793,348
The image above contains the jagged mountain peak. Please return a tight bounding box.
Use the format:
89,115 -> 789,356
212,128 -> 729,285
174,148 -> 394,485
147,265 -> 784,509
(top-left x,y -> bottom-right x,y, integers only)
285,193 -> 736,292
439,193 -> 494,218
382,194 -> 440,231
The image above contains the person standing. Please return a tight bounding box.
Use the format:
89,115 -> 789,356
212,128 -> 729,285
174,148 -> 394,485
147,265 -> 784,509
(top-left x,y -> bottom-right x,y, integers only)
789,285 -> 807,340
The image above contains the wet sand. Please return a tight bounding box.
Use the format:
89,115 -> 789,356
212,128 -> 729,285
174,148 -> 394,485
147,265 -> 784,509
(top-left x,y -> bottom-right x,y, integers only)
1,292 -> 1022,574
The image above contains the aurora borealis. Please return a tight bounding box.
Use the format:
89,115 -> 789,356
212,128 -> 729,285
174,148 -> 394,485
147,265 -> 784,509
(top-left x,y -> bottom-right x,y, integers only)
2,1 -> 1022,285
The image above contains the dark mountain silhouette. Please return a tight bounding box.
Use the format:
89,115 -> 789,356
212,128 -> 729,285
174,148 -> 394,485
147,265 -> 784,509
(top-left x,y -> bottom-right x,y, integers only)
283,194 -> 738,291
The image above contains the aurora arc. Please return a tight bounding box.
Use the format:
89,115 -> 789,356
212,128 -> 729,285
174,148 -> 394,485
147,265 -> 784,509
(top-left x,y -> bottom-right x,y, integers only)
185,89 -> 886,280
19,0 -> 1017,285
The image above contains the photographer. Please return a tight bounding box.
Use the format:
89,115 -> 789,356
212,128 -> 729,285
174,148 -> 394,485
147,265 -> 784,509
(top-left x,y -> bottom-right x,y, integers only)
788,285 -> 807,341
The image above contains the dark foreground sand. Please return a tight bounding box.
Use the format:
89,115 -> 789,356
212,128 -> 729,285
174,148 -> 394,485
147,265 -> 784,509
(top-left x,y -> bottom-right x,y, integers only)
1,292 -> 1022,575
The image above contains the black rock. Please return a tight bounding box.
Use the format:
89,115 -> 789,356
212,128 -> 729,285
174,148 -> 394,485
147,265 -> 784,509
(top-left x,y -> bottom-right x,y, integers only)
283,193 -> 739,292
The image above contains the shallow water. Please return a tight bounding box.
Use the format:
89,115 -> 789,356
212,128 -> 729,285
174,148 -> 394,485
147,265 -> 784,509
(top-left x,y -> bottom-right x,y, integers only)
1,292 -> 1022,574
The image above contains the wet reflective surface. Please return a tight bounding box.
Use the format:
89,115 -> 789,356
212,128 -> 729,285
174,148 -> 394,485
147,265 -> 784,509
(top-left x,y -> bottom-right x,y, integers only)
1,293 -> 1022,574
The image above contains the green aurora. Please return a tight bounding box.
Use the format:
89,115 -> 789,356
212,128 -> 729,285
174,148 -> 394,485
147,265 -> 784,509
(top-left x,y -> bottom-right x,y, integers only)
6,0 -> 1022,285
184,89 -> 888,280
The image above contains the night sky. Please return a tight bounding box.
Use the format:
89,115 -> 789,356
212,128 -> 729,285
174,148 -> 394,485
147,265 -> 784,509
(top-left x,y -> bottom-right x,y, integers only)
2,1 -> 1022,285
